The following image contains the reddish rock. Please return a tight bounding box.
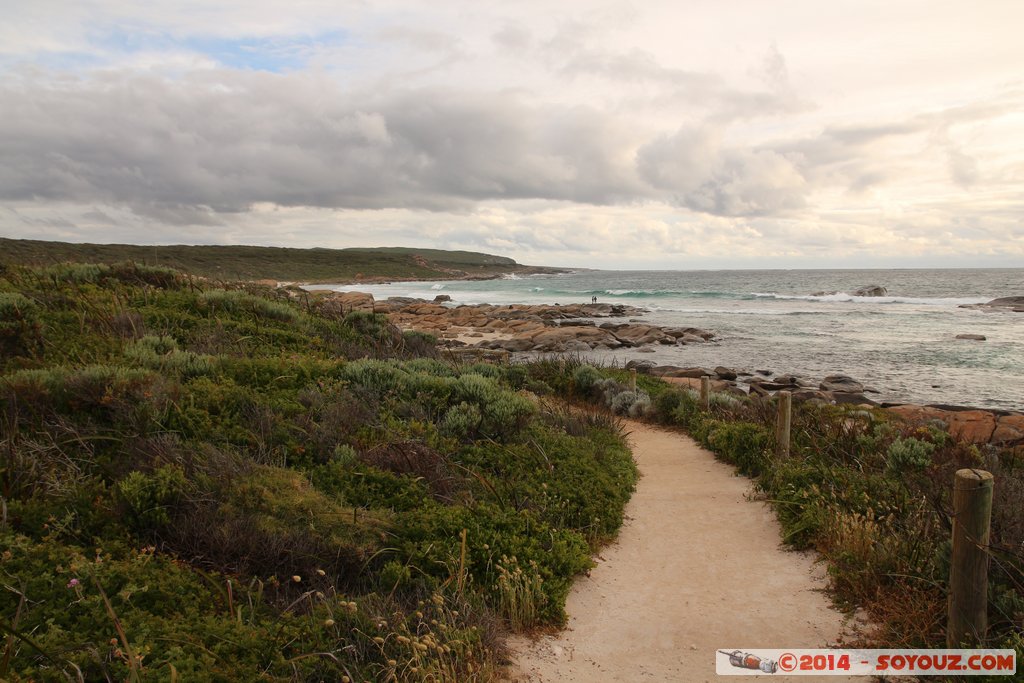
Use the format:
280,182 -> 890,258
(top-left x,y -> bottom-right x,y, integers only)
993,415 -> 1024,443
327,291 -> 375,313
947,410 -> 997,444
886,404 -> 950,425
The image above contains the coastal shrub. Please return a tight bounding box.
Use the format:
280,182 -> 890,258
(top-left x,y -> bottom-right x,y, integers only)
651,386 -> 687,423
40,262 -> 107,284
200,288 -> 300,323
668,388 -> 703,430
454,373 -> 500,404
525,378 -> 553,396
116,464 -> 189,532
0,291 -> 42,358
395,502 -> 592,626
703,420 -> 772,477
340,311 -> 407,354
107,261 -> 184,288
311,452 -> 431,512
360,440 -> 459,500
441,401 -> 483,441
483,393 -> 535,439
540,402 -> 624,438
708,391 -> 744,411
627,392 -> 652,418
609,389 -> 649,416
572,364 -> 602,396
400,329 -> 438,357
340,358 -> 407,395
462,362 -> 503,379
401,357 -> 454,377
125,334 -> 213,377
331,443 -> 359,466
886,436 -> 936,474
1,364 -> 168,424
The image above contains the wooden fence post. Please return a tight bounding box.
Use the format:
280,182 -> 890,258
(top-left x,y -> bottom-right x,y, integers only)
700,375 -> 711,409
630,368 -> 637,392
776,391 -> 792,457
948,468 -> 994,647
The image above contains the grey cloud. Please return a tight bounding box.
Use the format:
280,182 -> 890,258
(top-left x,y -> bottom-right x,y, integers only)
779,122 -> 925,169
947,146 -> 979,187
552,43 -> 808,120
637,126 -> 808,217
492,24 -> 532,51
0,71 -> 648,217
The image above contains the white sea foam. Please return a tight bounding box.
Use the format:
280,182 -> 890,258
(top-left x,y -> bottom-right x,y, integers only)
751,292 -> 988,306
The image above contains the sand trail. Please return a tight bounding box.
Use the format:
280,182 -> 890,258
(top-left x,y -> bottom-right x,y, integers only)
505,421 -> 868,682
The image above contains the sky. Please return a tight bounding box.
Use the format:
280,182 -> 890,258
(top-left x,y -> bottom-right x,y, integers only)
1,1 -> 1022,269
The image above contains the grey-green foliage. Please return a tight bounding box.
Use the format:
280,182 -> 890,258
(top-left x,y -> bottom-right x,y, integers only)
709,392 -> 744,410
594,377 -> 623,405
886,436 -> 936,474
331,444 -> 359,466
627,393 -> 652,418
463,362 -> 503,379
200,289 -> 299,322
572,365 -> 602,395
40,263 -> 107,284
441,401 -> 483,440
402,358 -> 455,377
125,335 -> 213,378
0,292 -> 36,319
453,373 -> 535,438
340,359 -> 407,393
6,364 -> 155,394
609,389 -> 653,417
483,393 -> 535,436
454,373 -> 500,404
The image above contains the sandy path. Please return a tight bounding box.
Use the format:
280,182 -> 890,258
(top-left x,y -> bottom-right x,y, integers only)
505,421 -> 869,682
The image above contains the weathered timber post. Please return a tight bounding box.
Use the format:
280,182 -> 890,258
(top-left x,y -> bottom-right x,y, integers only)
776,391 -> 792,457
700,375 -> 711,409
630,368 -> 637,392
947,468 -> 994,647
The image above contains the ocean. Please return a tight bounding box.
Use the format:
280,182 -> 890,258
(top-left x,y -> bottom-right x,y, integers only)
312,269 -> 1024,412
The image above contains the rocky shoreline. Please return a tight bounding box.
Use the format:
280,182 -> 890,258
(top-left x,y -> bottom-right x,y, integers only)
958,295 -> 1024,313
312,289 -> 1023,449
326,291 -> 717,353
627,362 -> 1023,448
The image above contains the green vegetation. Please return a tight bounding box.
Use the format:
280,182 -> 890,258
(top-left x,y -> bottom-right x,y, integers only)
0,264 -> 635,681
0,237 -> 561,283
542,362 -> 1024,674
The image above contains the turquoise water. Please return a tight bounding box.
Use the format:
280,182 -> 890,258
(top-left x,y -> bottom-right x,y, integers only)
313,269 -> 1024,411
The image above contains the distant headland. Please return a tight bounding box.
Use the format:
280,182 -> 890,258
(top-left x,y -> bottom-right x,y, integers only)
0,237 -> 567,284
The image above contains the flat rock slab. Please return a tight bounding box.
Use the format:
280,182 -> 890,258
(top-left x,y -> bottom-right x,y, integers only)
505,422 -> 866,682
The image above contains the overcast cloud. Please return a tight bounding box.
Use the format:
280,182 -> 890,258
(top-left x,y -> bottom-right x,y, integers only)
1,0 -> 1022,268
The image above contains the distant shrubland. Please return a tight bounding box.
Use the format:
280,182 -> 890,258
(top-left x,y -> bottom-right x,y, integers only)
0,238 -> 558,283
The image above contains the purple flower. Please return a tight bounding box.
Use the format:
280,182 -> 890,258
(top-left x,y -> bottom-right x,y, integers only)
67,578 -> 80,588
